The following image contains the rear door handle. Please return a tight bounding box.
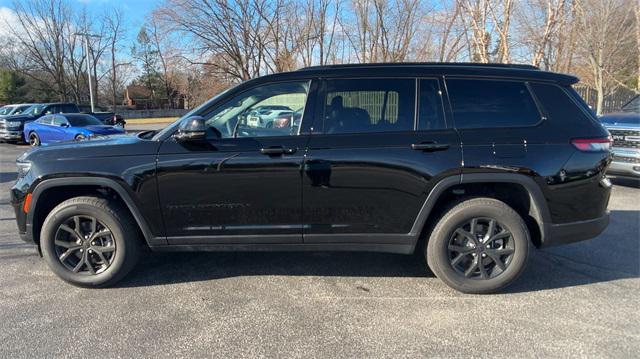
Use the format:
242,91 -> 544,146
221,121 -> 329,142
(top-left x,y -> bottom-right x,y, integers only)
411,143 -> 449,151
260,146 -> 297,155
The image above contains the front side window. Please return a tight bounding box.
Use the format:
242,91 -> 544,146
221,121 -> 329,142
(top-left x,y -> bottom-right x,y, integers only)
322,78 -> 415,134
200,81 -> 309,138
446,79 -> 541,129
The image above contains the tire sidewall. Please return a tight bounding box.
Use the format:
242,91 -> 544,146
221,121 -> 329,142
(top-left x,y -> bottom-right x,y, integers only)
41,202 -> 129,287
427,199 -> 530,294
29,132 -> 40,146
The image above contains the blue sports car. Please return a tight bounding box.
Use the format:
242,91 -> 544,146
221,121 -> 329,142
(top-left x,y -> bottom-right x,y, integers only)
24,113 -> 125,146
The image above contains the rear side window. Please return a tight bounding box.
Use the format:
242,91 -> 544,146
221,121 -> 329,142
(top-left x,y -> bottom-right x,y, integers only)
446,79 -> 541,128
418,79 -> 446,130
323,79 -> 415,134
530,83 -> 596,124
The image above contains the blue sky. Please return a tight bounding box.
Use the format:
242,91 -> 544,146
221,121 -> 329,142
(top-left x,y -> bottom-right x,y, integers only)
0,0 -> 159,41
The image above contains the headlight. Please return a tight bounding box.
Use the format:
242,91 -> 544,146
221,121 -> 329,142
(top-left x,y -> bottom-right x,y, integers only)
16,161 -> 32,177
6,121 -> 21,127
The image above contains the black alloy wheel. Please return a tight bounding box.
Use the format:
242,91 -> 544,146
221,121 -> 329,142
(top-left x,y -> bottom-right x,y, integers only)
53,215 -> 116,275
447,217 -> 515,280
426,197 -> 530,294
40,196 -> 140,287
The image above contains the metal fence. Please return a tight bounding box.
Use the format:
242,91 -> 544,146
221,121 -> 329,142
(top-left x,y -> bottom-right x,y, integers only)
573,85 -> 636,114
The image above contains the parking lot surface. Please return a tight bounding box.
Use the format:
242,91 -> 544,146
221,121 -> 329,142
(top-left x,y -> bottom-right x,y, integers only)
0,139 -> 639,358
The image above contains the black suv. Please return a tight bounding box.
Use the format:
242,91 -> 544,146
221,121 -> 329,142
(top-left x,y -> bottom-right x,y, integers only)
10,63 -> 612,293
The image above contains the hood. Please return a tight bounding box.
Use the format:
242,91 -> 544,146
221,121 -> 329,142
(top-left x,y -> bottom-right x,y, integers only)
599,112 -> 640,128
20,133 -> 161,163
3,113 -> 35,122
83,125 -> 126,135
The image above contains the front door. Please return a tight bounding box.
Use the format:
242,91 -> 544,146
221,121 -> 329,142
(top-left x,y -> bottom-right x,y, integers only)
302,78 -> 462,244
156,80 -> 315,244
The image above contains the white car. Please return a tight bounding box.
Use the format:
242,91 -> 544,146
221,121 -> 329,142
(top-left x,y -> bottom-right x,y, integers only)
245,106 -> 293,128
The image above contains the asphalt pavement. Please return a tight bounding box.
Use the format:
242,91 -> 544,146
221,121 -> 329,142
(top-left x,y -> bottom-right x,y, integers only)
0,140 -> 638,358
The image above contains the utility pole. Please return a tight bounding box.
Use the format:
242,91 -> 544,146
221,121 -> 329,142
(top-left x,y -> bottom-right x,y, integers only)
76,32 -> 100,112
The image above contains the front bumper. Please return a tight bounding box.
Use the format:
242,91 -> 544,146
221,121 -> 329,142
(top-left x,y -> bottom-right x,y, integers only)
0,129 -> 23,141
606,148 -> 640,179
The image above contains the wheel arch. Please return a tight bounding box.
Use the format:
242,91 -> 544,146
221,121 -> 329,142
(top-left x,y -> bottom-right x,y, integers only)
28,177 -> 162,248
410,173 -> 551,249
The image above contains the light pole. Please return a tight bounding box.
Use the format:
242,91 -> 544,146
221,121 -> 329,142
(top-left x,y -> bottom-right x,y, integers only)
76,32 -> 100,112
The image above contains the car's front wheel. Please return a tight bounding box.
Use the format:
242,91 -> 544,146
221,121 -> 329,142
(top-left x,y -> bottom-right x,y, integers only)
40,196 -> 140,287
28,132 -> 40,146
426,197 -> 530,294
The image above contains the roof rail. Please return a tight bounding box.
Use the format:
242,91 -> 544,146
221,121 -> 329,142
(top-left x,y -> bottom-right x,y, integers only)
297,62 -> 540,71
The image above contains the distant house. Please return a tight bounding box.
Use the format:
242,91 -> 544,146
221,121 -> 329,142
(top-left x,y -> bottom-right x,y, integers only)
123,85 -> 185,110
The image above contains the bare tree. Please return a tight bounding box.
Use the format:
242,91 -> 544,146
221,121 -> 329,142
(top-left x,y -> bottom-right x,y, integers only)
7,0 -> 73,100
574,0 -> 637,114
458,0 -> 514,63
103,9 -> 128,109
156,0 -> 270,81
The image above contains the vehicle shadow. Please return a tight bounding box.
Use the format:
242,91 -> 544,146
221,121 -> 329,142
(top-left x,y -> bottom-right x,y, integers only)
118,210 -> 639,292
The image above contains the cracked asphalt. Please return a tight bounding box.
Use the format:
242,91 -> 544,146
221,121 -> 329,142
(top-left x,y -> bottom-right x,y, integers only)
0,141 -> 638,358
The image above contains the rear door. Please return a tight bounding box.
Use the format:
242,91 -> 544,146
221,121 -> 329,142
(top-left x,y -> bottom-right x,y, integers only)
302,77 -> 461,244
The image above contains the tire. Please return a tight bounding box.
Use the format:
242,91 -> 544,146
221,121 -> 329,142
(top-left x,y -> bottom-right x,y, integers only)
40,196 -> 140,288
28,132 -> 40,147
75,134 -> 86,141
426,197 -> 530,294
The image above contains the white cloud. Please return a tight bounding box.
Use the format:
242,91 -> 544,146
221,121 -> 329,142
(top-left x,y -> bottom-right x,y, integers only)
0,7 -> 23,40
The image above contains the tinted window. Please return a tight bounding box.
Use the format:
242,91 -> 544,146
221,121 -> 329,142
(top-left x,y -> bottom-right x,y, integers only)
418,79 -> 446,130
67,115 -> 102,126
530,83 -> 594,125
323,79 -> 415,134
447,79 -> 541,128
60,104 -> 77,113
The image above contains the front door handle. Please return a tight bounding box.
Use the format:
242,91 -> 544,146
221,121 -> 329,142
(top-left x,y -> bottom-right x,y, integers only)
260,146 -> 297,156
411,143 -> 449,152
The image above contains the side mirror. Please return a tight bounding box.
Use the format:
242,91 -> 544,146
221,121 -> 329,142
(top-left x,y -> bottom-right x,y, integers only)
175,116 -> 207,142
61,122 -> 69,127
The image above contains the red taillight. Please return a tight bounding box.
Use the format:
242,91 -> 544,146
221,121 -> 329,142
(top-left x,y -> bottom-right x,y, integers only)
571,137 -> 611,152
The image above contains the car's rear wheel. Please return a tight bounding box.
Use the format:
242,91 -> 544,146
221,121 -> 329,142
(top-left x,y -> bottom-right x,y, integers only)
29,132 -> 40,146
75,134 -> 86,141
40,196 -> 140,287
426,197 -> 530,294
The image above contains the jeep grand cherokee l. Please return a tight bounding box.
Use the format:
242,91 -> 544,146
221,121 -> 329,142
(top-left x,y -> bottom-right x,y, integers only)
10,63 -> 612,293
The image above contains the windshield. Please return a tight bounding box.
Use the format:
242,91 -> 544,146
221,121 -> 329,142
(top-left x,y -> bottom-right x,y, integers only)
13,105 -> 32,114
67,114 -> 103,126
622,96 -> 639,113
23,104 -> 45,116
0,106 -> 12,115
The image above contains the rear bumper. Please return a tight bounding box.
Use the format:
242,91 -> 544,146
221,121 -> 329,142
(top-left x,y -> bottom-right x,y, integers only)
541,213 -> 609,247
